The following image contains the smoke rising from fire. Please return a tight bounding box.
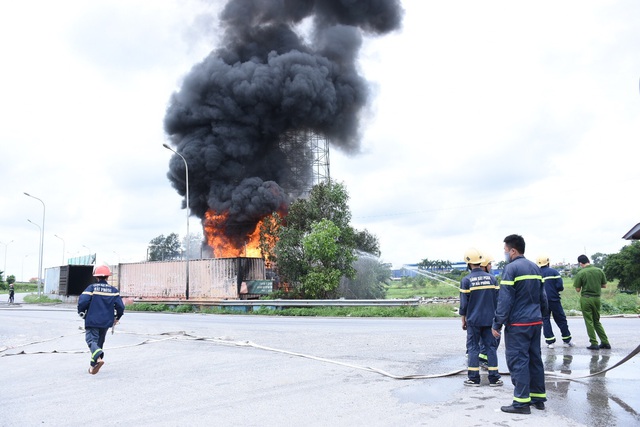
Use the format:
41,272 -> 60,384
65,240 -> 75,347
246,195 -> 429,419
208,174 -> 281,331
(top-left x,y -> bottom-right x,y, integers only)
164,0 -> 403,253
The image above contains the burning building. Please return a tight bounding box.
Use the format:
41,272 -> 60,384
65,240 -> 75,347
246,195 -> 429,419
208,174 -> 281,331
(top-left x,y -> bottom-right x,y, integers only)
164,0 -> 403,257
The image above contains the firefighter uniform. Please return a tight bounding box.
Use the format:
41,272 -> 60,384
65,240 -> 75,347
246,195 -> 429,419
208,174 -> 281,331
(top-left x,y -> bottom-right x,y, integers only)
540,265 -> 572,346
78,279 -> 125,369
493,255 -> 548,408
460,267 -> 501,384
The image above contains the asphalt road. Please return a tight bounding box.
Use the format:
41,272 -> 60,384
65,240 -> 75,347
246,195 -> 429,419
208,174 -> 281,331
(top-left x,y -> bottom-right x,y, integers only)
1,299 -> 638,426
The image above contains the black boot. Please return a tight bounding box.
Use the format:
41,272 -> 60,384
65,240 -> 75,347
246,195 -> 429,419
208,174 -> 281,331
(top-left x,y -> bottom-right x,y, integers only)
501,405 -> 531,414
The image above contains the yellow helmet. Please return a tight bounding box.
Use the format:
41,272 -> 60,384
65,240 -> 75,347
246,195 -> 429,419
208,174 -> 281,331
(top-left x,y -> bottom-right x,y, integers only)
480,253 -> 494,267
536,254 -> 550,267
463,248 -> 484,265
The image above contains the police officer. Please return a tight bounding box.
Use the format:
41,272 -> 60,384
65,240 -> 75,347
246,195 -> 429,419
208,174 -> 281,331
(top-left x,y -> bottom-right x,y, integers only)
574,254 -> 610,350
492,234 -> 548,414
537,254 -> 574,348
78,265 -> 125,375
459,248 -> 502,387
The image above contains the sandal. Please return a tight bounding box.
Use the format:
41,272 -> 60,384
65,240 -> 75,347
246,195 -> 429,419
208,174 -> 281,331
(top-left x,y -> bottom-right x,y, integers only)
88,359 -> 105,375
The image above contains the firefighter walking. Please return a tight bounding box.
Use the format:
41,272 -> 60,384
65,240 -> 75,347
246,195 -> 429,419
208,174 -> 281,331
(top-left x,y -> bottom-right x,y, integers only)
537,254 -> 574,348
78,265 -> 125,375
492,234 -> 548,414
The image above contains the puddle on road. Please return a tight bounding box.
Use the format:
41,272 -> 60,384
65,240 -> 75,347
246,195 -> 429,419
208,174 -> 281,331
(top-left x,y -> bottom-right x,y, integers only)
543,353 -> 638,380
544,353 -> 640,425
393,351 -> 639,426
393,376 -> 460,404
393,354 -> 466,404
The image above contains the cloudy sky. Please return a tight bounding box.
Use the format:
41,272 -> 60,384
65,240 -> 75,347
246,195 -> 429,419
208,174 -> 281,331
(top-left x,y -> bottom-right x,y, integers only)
1,0 -> 639,282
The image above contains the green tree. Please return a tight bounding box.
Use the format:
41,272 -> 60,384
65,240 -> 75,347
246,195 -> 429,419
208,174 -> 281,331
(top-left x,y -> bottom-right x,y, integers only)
418,258 -> 433,270
148,233 -> 182,261
273,181 -> 363,298
301,219 -> 355,298
604,241 -> 640,292
7,275 -> 15,285
353,229 -> 380,257
591,252 -> 608,269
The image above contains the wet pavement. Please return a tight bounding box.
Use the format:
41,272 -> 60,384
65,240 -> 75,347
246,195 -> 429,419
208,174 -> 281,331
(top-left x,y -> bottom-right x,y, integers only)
0,296 -> 638,426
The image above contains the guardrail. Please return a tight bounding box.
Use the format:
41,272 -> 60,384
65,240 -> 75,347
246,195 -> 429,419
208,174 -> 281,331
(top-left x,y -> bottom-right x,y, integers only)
132,298 -> 423,308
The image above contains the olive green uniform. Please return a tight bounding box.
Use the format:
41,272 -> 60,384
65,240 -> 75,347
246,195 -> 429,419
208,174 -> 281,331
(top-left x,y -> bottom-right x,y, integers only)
573,265 -> 609,346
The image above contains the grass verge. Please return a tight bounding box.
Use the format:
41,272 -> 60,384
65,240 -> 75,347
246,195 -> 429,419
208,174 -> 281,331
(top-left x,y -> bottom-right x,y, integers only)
126,302 -> 459,317
22,294 -> 62,304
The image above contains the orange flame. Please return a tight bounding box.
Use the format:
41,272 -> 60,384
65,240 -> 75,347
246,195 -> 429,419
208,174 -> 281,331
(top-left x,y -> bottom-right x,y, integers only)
204,210 -> 263,258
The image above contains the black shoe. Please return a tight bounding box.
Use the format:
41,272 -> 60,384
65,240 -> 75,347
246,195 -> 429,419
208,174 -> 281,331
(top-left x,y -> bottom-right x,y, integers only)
501,405 -> 531,414
531,402 -> 545,410
599,343 -> 611,349
586,344 -> 599,350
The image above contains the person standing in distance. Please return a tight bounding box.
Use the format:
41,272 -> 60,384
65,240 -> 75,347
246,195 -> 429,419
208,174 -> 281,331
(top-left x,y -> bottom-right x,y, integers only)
492,234 -> 548,414
78,265 -> 125,374
537,254 -> 574,348
574,255 -> 610,350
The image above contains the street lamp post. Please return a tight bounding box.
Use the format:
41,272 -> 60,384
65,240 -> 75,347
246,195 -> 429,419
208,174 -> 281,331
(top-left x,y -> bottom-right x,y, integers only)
163,143 -> 190,300
27,218 -> 43,296
24,193 -> 45,297
54,234 -> 65,265
1,240 -> 14,276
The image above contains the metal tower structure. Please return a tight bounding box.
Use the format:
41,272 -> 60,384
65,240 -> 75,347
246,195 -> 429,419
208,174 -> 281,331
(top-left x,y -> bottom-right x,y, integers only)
309,131 -> 330,187
279,129 -> 330,198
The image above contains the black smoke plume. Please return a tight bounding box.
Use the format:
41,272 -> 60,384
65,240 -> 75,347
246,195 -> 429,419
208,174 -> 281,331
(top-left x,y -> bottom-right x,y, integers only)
164,0 -> 403,252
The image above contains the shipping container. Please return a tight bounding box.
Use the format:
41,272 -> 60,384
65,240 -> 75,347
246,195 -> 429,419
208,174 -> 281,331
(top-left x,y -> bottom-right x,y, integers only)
44,265 -> 96,296
118,257 -> 266,301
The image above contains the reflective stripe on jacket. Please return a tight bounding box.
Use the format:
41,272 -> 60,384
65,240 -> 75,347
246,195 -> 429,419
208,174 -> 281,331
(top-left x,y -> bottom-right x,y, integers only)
541,266 -> 563,301
78,280 -> 125,328
459,268 -> 499,326
493,256 -> 548,330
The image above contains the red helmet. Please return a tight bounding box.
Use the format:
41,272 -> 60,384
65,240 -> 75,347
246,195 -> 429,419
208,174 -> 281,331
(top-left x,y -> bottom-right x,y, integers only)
93,265 -> 112,277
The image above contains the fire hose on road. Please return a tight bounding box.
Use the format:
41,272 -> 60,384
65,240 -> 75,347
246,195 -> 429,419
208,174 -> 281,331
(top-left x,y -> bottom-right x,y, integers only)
1,330 -> 638,381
